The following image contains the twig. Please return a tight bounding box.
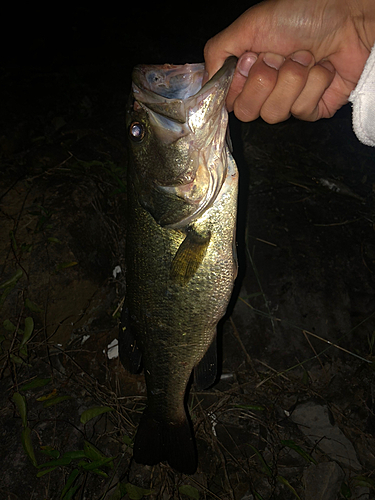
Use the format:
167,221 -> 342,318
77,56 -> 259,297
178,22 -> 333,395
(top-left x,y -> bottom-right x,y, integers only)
313,218 -> 361,227
255,237 -> 277,247
302,329 -> 325,370
239,297 -> 373,364
245,235 -> 277,335
188,476 -> 228,500
255,360 -> 290,388
302,328 -> 371,364
230,317 -> 259,379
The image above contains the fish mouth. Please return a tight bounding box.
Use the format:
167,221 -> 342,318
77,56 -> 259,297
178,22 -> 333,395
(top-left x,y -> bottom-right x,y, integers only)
133,63 -> 206,103
131,57 -> 237,126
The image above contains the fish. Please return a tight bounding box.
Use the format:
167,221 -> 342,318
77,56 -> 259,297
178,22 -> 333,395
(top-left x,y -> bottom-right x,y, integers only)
120,56 -> 238,474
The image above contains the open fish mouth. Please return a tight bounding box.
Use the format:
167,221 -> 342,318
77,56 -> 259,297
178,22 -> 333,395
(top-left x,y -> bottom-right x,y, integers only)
133,63 -> 205,102
131,57 -> 237,132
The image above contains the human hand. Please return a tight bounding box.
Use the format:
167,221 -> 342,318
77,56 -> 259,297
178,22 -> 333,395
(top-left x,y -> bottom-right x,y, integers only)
204,0 -> 375,123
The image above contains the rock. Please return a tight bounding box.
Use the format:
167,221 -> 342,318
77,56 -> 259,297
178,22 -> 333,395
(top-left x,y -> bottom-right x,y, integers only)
303,462 -> 344,500
291,401 -> 362,470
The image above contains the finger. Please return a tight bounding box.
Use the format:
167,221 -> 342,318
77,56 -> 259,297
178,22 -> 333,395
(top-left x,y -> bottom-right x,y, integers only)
204,7 -> 260,79
204,35 -> 235,81
232,53 -> 284,122
226,52 -> 258,111
290,60 -> 336,120
260,50 -> 315,123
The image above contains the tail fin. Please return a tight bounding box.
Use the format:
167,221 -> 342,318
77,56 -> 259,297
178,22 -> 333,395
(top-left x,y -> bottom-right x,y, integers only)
133,409 -> 197,474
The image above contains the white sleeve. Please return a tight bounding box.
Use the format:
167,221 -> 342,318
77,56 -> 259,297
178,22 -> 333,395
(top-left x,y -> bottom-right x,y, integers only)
349,43 -> 375,147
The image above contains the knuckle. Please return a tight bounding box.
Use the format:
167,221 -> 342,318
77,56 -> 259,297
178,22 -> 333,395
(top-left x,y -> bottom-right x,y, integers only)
310,65 -> 334,87
291,104 -> 309,119
253,72 -> 276,92
281,67 -> 306,88
233,99 -> 259,122
291,105 -> 317,122
290,103 -> 305,117
260,96 -> 291,124
290,100 -> 317,121
203,39 -> 214,58
261,108 -> 290,124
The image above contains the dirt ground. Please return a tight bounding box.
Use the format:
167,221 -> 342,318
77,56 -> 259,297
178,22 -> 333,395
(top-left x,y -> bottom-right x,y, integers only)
1,5 -> 375,500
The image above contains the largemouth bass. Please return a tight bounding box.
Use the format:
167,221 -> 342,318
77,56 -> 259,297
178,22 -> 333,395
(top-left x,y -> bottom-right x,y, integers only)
120,57 -> 238,474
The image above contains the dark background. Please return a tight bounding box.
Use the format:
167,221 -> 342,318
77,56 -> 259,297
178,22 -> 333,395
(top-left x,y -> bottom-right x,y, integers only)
4,5 -> 248,68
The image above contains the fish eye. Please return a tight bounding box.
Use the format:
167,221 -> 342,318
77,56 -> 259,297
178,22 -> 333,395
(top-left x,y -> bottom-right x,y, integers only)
129,121 -> 145,142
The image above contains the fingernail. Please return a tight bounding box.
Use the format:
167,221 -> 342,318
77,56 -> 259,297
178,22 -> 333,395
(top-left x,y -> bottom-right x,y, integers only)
237,52 -> 258,77
319,59 -> 335,73
263,53 -> 285,70
291,50 -> 313,67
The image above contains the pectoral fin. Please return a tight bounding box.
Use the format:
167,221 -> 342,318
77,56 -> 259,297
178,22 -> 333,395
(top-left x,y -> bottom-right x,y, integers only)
170,229 -> 211,286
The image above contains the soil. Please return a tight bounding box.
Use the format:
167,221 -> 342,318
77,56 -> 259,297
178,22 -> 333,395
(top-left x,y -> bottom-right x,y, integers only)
1,4 -> 375,500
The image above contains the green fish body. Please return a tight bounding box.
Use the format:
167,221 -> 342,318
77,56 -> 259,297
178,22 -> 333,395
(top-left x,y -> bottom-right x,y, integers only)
120,57 -> 238,474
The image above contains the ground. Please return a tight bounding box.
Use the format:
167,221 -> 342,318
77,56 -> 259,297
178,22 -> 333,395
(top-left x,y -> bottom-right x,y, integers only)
1,5 -> 375,500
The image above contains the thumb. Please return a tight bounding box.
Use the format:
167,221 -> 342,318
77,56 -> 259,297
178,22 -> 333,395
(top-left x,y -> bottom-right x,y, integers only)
204,7 -> 260,79
204,28 -> 246,81
204,36 -> 234,81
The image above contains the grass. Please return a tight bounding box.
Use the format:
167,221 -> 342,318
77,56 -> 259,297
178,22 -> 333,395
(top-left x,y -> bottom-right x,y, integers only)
1,160 -> 375,499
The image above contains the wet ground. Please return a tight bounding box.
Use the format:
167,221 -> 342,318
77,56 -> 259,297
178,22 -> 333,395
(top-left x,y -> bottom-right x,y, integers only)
1,4 -> 375,500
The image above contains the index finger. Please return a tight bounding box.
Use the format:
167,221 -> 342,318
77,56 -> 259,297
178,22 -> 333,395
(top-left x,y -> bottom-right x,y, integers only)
203,4 -> 266,79
204,27 -> 247,80
204,37 -> 235,80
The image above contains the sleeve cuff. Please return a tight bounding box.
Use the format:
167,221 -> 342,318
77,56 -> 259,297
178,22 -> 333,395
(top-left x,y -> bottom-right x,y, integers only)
349,43 -> 375,147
